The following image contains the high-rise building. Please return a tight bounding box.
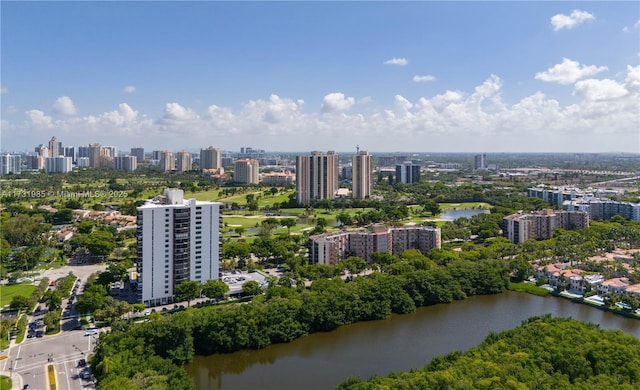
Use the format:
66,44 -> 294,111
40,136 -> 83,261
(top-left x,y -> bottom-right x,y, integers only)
200,146 -> 221,170
176,151 -> 192,172
136,189 -> 222,307
114,156 -> 138,172
152,150 -> 163,162
352,150 -> 373,199
474,154 -> 487,171
76,157 -> 90,168
35,144 -> 49,158
296,151 -> 339,205
48,136 -> 62,157
45,156 -> 73,173
159,151 -> 175,172
77,145 -> 90,159
131,147 -> 145,162
234,159 -> 259,185
0,154 -> 21,176
395,161 -> 421,184
26,155 -> 44,170
64,146 -> 76,163
103,146 -> 118,159
88,143 -> 103,168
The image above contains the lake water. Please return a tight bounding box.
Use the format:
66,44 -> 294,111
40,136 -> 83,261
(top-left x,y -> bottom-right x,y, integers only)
439,208 -> 490,221
185,292 -> 640,389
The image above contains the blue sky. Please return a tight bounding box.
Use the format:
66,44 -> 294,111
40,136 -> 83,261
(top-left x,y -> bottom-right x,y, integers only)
1,1 -> 639,154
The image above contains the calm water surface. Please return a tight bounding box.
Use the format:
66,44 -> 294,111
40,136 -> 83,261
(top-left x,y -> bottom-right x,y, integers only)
440,208 -> 489,221
185,292 -> 640,390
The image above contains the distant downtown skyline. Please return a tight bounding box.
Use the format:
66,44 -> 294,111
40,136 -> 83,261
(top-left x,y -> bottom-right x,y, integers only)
2,2 -> 639,153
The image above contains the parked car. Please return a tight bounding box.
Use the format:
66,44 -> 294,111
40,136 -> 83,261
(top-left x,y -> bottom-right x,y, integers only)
78,358 -> 87,367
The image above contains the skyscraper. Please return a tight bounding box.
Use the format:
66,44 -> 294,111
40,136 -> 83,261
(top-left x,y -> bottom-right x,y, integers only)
296,151 -> 339,205
200,146 -> 221,170
159,151 -> 175,172
136,189 -> 222,307
131,147 -> 145,162
114,156 -> 138,172
474,154 -> 487,171
48,136 -> 62,157
395,161 -> 421,184
234,159 -> 259,185
64,146 -> 76,163
0,154 -> 21,176
45,156 -> 73,173
88,143 -> 103,168
352,150 -> 373,199
176,151 -> 192,172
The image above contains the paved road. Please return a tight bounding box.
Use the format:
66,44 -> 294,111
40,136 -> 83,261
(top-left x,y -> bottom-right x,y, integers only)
1,265 -> 105,390
2,328 -> 98,390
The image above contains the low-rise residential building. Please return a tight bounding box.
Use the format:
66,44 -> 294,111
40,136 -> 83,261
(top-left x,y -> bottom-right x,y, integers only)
503,209 -> 589,244
597,277 -> 630,295
261,170 -> 295,186
308,225 -> 441,265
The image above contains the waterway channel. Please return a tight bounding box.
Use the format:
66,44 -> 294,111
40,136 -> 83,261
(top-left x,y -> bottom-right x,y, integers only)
185,291 -> 640,390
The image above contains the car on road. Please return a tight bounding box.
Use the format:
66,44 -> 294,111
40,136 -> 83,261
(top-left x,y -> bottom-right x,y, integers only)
85,329 -> 99,336
80,367 -> 92,380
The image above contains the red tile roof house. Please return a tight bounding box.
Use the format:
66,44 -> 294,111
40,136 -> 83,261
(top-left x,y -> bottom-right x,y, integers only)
597,277 -> 630,295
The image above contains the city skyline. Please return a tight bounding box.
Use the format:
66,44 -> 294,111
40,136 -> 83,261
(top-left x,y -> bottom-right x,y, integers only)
1,2 -> 639,153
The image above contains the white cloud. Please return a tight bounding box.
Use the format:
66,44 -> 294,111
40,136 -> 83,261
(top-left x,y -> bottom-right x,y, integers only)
384,57 -> 408,66
5,68 -> 638,152
551,10 -> 595,31
26,110 -> 54,128
623,20 -> 640,32
1,86 -> 8,94
535,58 -> 607,85
123,85 -> 136,93
574,79 -> 629,100
625,65 -> 640,90
413,75 -> 436,83
162,102 -> 198,122
321,93 -> 355,113
394,95 -> 413,111
52,96 -> 78,115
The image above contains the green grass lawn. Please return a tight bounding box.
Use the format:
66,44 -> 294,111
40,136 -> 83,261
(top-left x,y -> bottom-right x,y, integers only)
187,189 -> 223,201
0,376 -> 12,390
0,283 -> 36,307
258,190 -> 295,207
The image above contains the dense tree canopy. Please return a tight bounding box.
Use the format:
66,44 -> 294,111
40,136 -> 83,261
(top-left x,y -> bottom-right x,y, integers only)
338,315 -> 640,389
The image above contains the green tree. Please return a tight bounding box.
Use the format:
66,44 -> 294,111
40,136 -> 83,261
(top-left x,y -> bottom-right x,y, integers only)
86,230 -> 116,258
341,256 -> 368,275
280,218 -> 297,235
42,289 -> 63,311
242,280 -> 262,296
175,280 -> 201,307
10,295 -> 30,310
201,279 -> 229,300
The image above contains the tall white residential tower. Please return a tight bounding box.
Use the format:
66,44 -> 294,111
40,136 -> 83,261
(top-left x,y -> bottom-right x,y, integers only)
136,189 -> 222,307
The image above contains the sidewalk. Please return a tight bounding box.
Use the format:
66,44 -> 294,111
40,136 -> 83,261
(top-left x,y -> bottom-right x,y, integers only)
0,325 -> 24,390
0,368 -> 24,390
